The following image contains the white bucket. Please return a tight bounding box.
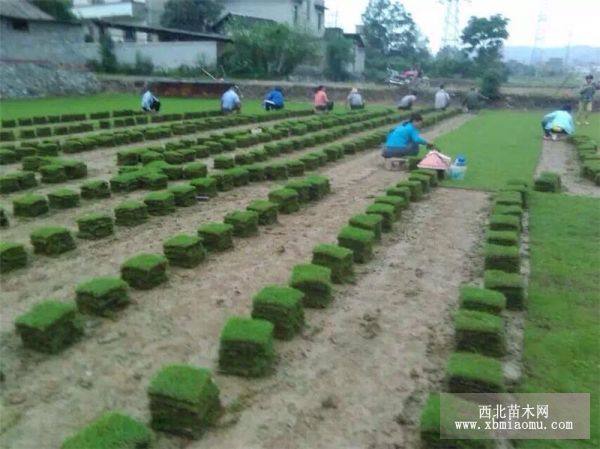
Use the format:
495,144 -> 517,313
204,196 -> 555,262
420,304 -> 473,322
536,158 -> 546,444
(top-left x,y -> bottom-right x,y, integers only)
449,164 -> 467,180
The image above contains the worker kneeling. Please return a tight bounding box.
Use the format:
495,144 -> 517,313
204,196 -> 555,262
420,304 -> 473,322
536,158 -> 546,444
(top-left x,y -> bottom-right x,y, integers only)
382,113 -> 435,158
141,89 -> 160,113
264,87 -> 284,111
541,104 -> 574,141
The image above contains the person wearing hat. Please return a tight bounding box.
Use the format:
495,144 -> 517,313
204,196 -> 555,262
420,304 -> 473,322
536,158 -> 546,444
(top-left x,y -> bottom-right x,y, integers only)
577,74 -> 597,125
264,86 -> 285,111
346,87 -> 365,110
221,85 -> 242,114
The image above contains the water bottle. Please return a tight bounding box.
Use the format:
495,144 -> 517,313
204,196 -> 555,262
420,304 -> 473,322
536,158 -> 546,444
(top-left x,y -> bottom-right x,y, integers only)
455,154 -> 467,167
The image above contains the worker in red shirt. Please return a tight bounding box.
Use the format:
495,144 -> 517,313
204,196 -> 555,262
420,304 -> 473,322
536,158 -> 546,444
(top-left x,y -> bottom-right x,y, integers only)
314,85 -> 334,112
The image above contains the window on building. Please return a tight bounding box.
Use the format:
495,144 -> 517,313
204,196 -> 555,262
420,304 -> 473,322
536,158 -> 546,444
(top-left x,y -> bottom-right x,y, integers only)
11,19 -> 29,32
293,5 -> 299,24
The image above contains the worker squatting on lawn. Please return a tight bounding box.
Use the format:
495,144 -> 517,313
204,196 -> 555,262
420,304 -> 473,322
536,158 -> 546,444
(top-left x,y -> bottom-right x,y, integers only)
541,104 -> 575,141
314,85 -> 334,112
221,85 -> 242,114
141,89 -> 160,113
382,112 -> 437,158
263,87 -> 285,111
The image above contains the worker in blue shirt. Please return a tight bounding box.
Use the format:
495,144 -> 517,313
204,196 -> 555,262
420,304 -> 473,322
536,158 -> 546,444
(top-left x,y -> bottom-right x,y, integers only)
383,113 -> 435,158
542,104 -> 575,141
264,87 -> 284,111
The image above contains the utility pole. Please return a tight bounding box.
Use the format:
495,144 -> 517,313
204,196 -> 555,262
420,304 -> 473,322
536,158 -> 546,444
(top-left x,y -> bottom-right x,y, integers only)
440,0 -> 461,49
530,0 -> 549,67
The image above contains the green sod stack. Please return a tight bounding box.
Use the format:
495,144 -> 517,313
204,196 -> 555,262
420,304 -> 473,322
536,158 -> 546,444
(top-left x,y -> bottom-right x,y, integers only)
213,155 -> 234,169
337,226 -> 375,263
163,234 -> 206,268
251,285 -> 305,340
408,173 -> 431,193
349,214 -> 383,241
246,164 -> 266,182
144,191 -> 175,216
484,270 -> 525,310
110,172 -> 141,192
446,352 -> 505,393
285,179 -> 312,203
140,171 -> 168,190
197,223 -> 234,251
495,191 -> 523,207
121,253 -> 168,290
76,213 -> 114,239
190,177 -> 217,197
223,210 -> 259,237
183,162 -> 208,179
485,230 -> 519,246
289,263 -> 333,308
0,207 -> 8,228
246,200 -> 278,225
48,189 -> 80,209
265,162 -> 288,180
534,171 -> 561,192
218,317 -> 275,377
493,204 -> 523,218
81,179 -> 111,199
484,244 -> 520,273
305,175 -> 330,199
0,242 -> 28,273
396,180 -> 423,201
268,188 -> 300,214
374,195 -> 406,218
209,172 -> 233,191
365,203 -> 395,232
226,167 -> 250,186
385,186 -> 411,202
459,285 -> 506,315
148,364 -> 221,438
454,309 -> 506,357
13,194 -> 49,217
15,300 -> 83,353
488,214 -> 520,232
113,199 -> 148,226
168,184 -> 197,207
312,244 -> 354,283
40,164 -> 67,184
61,412 -> 152,449
75,277 -> 130,316
30,227 -> 76,255
286,160 -> 306,177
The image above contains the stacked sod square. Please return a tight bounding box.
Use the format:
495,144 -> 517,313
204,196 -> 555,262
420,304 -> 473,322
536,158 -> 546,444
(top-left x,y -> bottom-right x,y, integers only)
337,226 -> 375,263
75,277 -> 130,316
251,285 -> 305,340
224,210 -> 259,237
30,227 -> 76,255
163,234 -> 206,268
0,242 -> 28,273
148,364 -> 221,438
218,317 -> 275,377
61,412 -> 153,449
121,253 -> 168,289
312,244 -> 354,283
247,200 -> 278,225
15,300 -> 83,353
114,200 -> 148,226
197,223 -> 234,252
289,263 -> 333,308
268,188 -> 299,214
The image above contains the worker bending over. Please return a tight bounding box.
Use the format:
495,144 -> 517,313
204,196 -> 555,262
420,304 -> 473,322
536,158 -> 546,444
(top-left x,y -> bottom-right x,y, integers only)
141,89 -> 160,113
541,105 -> 575,141
382,113 -> 435,158
221,86 -> 242,114
314,85 -> 334,112
264,87 -> 285,111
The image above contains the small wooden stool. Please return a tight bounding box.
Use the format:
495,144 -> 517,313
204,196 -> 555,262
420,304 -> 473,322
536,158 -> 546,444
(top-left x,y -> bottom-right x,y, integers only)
384,157 -> 407,171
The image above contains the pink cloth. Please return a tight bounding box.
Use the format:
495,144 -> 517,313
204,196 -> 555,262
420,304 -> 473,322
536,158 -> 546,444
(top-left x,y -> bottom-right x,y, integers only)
314,90 -> 329,107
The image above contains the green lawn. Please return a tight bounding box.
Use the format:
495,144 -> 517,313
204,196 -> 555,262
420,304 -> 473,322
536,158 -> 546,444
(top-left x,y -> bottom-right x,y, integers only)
575,113 -> 600,142
517,192 -> 600,449
0,93 -> 312,120
423,110 -> 543,191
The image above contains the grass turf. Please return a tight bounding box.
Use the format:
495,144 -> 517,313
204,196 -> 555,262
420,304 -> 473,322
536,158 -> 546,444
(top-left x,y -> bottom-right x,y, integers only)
431,111 -> 542,191
516,192 -> 600,449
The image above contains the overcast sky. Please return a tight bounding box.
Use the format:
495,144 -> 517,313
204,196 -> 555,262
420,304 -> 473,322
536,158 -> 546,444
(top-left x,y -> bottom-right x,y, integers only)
324,0 -> 600,52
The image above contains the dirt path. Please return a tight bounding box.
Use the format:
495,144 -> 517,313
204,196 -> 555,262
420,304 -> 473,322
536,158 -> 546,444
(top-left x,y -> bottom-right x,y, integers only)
0,114 -> 478,449
535,139 -> 599,197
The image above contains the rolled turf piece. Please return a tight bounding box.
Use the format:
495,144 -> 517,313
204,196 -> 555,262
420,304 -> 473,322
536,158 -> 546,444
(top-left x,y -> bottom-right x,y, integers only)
289,263 -> 333,308
76,213 -> 114,240
60,412 -> 152,449
337,226 -> 375,263
349,213 -> 383,241
30,226 -> 76,255
365,203 -> 395,232
459,285 -> 506,315
0,242 -> 28,273
48,188 -> 80,209
311,243 -> 354,283
80,179 -> 111,199
246,200 -> 278,225
13,194 -> 49,217
484,243 -> 520,273
121,253 -> 168,290
218,317 -> 275,377
75,276 -> 130,316
148,364 -> 221,438
454,309 -> 506,357
197,223 -> 234,252
15,300 -> 83,353
168,184 -> 197,207
446,352 -> 505,393
114,200 -> 149,227
224,210 -> 259,237
251,285 -> 305,340
268,188 -> 300,214
163,234 -> 206,268
484,270 -> 525,310
144,191 -> 176,216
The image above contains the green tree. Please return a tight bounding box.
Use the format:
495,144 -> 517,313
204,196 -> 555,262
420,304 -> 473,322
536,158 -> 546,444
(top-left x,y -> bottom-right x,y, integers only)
480,67 -> 504,100
99,33 -> 117,73
461,14 -> 509,68
430,46 -> 474,78
222,21 -> 318,78
324,32 -> 353,81
160,0 -> 222,32
31,0 -> 75,21
361,0 -> 430,80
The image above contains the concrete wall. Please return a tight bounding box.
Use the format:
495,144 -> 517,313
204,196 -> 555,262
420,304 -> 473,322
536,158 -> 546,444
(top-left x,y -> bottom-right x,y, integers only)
346,44 -> 365,76
78,40 -> 222,68
0,18 -> 88,65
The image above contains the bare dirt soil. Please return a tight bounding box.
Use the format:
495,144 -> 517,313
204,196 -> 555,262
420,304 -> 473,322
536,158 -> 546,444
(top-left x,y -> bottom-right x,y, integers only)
0,115 -> 488,449
535,139 -> 599,197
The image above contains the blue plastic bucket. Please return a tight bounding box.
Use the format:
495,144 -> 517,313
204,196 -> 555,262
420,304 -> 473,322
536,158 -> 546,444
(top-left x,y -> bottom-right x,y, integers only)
450,164 -> 467,180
